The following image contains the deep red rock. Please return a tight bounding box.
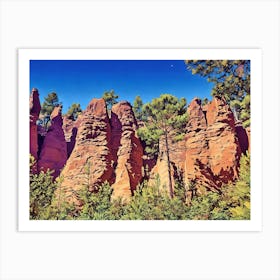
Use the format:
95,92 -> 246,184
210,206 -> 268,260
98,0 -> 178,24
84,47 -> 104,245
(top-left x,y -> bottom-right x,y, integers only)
62,115 -> 82,158
29,88 -> 41,162
38,105 -> 68,178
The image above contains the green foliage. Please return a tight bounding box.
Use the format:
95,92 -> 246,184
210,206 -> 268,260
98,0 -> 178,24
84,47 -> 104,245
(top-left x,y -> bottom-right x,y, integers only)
185,60 -> 250,127
120,179 -> 188,220
46,177 -> 76,220
138,94 -> 187,156
201,97 -> 209,106
29,156 -> 57,219
77,181 -> 114,220
137,125 -> 163,157
29,149 -> 250,221
102,90 -> 119,110
29,156 -> 75,220
189,152 -> 251,220
66,103 -> 82,120
138,94 -> 188,198
219,152 -> 250,220
186,191 -> 222,220
133,95 -> 144,120
40,92 -> 60,128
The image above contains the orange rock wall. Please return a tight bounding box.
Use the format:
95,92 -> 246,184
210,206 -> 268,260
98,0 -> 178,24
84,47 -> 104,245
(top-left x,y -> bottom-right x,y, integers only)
37,106 -> 68,178
185,97 -> 242,191
111,102 -> 143,200
59,98 -> 114,205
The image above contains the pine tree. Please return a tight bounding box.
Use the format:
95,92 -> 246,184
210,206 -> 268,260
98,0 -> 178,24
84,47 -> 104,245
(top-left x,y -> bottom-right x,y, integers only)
133,95 -> 144,120
29,155 -> 57,219
40,92 -> 60,127
66,103 -> 82,120
102,90 -> 119,111
137,94 -> 188,198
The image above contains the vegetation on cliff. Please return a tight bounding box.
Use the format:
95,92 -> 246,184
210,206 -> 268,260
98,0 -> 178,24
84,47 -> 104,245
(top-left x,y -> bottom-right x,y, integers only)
30,152 -> 250,220
185,60 -> 250,127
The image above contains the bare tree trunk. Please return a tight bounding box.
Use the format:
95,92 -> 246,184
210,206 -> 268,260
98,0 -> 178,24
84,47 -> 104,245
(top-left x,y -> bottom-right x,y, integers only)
164,132 -> 173,198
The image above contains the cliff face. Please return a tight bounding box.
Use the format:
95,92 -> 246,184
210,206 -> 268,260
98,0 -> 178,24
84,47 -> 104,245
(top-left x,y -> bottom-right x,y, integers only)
37,105 -> 68,178
185,97 -> 242,193
29,88 -> 41,166
111,102 -> 143,200
30,91 -> 249,204
62,115 -> 82,157
59,98 -> 114,205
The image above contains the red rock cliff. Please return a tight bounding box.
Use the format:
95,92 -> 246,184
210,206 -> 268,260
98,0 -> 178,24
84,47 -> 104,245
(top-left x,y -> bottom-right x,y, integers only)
37,105 -> 68,178
29,88 -> 41,163
185,97 -> 242,193
62,115 -> 82,158
59,98 -> 114,205
111,101 -> 143,200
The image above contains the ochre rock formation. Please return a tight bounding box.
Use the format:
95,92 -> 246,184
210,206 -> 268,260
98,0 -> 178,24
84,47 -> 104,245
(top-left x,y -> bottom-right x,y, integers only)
111,101 -> 143,200
38,105 -> 68,178
30,88 -> 249,204
185,97 -> 242,193
62,115 -> 82,158
29,88 -> 41,163
59,98 -> 114,206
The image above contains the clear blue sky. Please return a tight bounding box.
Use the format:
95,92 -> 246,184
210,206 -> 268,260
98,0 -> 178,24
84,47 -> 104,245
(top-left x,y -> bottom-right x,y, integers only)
30,60 -> 213,113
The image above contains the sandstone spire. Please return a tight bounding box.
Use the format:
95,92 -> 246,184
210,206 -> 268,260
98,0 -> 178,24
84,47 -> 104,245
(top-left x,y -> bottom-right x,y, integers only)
38,105 -> 67,178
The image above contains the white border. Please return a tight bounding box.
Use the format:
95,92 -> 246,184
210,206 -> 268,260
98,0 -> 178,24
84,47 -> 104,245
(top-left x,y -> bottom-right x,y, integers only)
18,49 -> 262,231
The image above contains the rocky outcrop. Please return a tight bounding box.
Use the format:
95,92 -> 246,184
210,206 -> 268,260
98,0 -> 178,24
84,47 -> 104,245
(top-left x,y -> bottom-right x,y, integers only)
111,101 -> 143,200
59,98 -> 114,206
29,87 -> 249,204
185,97 -> 242,193
29,88 -> 41,163
38,105 -> 68,178
62,115 -> 82,158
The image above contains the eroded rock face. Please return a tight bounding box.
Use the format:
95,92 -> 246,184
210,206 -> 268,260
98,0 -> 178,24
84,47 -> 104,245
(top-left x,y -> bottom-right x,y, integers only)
29,88 -> 41,162
185,97 -> 242,192
59,98 -> 114,205
62,115 -> 82,158
37,105 -> 68,178
111,101 -> 143,200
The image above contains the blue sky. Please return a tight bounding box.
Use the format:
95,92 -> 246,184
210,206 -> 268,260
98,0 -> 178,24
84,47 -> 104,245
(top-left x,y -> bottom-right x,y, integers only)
30,60 -> 213,113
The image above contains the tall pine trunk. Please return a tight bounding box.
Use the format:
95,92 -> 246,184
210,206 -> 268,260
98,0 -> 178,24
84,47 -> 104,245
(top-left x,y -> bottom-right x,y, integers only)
164,132 -> 173,198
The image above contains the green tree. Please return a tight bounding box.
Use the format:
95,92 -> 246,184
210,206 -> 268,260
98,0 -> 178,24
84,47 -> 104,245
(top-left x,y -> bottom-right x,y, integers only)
137,94 -> 188,198
29,155 -> 57,219
102,90 -> 119,111
66,103 -> 82,120
133,95 -> 144,120
74,162 -> 114,220
77,181 -> 114,220
219,152 -> 250,220
185,60 -> 250,127
40,92 -> 60,127
186,191 -> 221,220
120,179 -> 188,220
